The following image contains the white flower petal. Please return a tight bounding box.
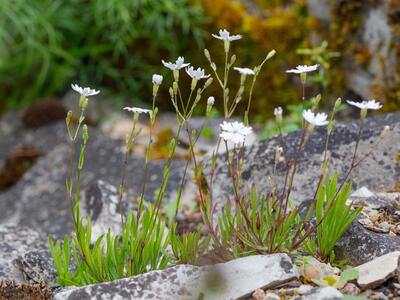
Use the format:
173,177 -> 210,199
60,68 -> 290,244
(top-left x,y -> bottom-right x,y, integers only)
302,109 -> 328,126
286,64 -> 319,74
234,67 -> 255,75
124,107 -> 151,114
346,100 -> 382,110
71,84 -> 100,97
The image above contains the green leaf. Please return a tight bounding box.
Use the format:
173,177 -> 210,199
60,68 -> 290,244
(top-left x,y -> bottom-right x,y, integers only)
337,268 -> 358,288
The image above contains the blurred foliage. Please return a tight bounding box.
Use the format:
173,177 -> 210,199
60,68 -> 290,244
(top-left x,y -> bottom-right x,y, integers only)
0,0 -> 205,109
191,0 -> 329,121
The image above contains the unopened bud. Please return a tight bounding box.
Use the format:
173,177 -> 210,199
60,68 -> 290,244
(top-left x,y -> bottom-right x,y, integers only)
334,98 -> 342,111
274,107 -> 283,124
380,125 -> 390,138
275,146 -> 283,163
82,125 -> 89,143
230,54 -> 236,65
204,77 -> 213,89
66,111 -> 73,126
266,49 -> 276,60
204,49 -> 211,61
311,94 -> 321,109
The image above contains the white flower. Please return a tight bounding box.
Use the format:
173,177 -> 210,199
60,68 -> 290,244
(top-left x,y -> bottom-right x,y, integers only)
219,121 -> 253,144
207,96 -> 215,106
212,29 -> 242,41
124,107 -> 151,114
234,67 -> 255,75
161,56 -> 190,71
286,64 -> 319,74
185,66 -> 210,80
302,109 -> 328,126
346,100 -> 382,110
274,107 -> 283,117
71,84 -> 100,97
152,74 -> 163,85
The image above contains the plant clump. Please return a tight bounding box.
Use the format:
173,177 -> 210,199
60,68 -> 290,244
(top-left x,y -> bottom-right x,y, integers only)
48,28 -> 387,289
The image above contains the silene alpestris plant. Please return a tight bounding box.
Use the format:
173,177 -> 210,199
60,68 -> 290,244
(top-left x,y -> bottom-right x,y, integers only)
49,28 -> 389,287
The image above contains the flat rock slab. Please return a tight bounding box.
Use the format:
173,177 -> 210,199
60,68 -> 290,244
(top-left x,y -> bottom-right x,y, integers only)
356,251 -> 400,289
0,122 -> 185,238
0,226 -> 47,283
207,112 -> 400,207
54,254 -> 299,300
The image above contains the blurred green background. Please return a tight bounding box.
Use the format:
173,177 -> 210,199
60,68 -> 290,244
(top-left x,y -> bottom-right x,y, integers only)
1,0 -> 399,119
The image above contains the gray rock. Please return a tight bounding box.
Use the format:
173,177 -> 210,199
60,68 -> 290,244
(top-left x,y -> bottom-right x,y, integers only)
356,251 -> 400,289
0,226 -> 47,283
0,122 -> 185,238
15,249 -> 58,284
348,187 -> 400,209
207,113 -> 400,207
0,112 -> 67,161
335,221 -> 400,265
54,254 -> 298,300
294,286 -> 342,300
81,180 -> 136,242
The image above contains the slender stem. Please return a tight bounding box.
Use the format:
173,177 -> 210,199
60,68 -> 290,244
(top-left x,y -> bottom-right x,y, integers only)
149,124 -> 183,227
138,93 -> 158,219
119,115 -> 137,228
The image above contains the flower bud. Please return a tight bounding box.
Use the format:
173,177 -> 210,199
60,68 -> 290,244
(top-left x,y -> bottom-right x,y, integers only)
275,146 -> 283,163
274,107 -> 283,124
266,49 -> 276,60
311,94 -> 321,109
380,125 -> 390,138
334,98 -> 342,111
152,74 -> 163,85
206,97 -> 214,116
204,77 -> 213,89
204,49 -> 211,61
66,111 -> 73,126
230,54 -> 236,65
83,124 -> 89,143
